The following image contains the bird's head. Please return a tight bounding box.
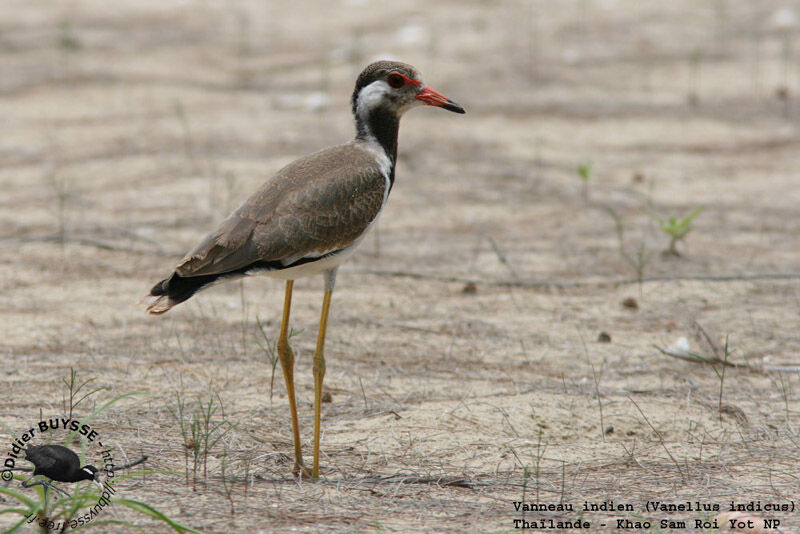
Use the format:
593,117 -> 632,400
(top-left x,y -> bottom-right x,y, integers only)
351,60 -> 465,119
82,465 -> 105,490
82,465 -> 100,482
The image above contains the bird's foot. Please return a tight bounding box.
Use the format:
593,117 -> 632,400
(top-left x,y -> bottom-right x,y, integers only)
293,463 -> 313,479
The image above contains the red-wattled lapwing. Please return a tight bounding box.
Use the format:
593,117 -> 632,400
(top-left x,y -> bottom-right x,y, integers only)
23,445 -> 101,513
145,60 -> 465,478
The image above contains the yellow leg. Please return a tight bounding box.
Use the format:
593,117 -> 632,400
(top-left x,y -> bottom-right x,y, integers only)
312,288 -> 333,478
277,280 -> 309,477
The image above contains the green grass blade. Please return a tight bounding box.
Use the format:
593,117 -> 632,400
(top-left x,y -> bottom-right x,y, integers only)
0,485 -> 37,507
113,498 -> 204,533
70,518 -> 142,531
1,512 -> 34,533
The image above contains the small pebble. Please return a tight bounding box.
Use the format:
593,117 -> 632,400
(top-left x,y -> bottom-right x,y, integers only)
622,297 -> 639,309
597,331 -> 611,343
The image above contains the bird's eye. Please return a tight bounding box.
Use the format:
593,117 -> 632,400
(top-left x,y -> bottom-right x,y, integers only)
387,73 -> 406,89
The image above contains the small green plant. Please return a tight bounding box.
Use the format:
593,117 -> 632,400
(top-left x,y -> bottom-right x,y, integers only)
624,242 -> 651,290
521,464 -> 530,521
57,20 -> 81,54
173,99 -> 195,165
533,429 -> 546,503
168,392 -> 236,490
578,330 -> 606,441
197,394 -> 234,481
215,443 -> 253,516
599,205 -> 652,289
652,205 -> 704,256
654,327 -> 738,421
576,160 -> 593,201
510,429 -> 547,509
255,315 -> 279,403
687,47 -> 703,105
62,368 -> 108,420
45,168 -> 73,244
169,392 -> 192,487
56,19 -> 81,76
217,451 -> 236,516
688,332 -> 734,418
255,317 -> 302,403
717,335 -> 732,417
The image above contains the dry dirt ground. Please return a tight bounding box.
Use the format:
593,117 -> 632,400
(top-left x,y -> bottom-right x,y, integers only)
2,1 -> 800,532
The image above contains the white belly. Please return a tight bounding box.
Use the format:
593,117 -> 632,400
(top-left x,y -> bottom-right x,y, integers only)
252,225 -> 373,282
262,241 -> 363,280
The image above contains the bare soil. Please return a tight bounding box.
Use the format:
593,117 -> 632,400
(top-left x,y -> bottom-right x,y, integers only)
2,1 -> 800,532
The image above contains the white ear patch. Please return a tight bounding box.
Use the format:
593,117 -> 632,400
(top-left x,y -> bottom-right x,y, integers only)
356,80 -> 391,117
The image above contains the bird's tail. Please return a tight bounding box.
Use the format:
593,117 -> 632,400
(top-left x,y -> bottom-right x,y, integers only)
144,272 -> 224,315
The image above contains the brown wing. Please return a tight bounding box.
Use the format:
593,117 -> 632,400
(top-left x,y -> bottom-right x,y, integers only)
175,142 -> 387,277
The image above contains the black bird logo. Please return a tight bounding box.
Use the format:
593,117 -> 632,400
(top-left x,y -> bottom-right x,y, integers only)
22,445 -> 101,513
24,445 -> 100,485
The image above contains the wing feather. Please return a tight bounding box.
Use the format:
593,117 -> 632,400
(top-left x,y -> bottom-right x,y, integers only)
175,142 -> 387,277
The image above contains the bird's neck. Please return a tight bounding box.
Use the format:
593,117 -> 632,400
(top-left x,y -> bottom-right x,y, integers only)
354,106 -> 400,178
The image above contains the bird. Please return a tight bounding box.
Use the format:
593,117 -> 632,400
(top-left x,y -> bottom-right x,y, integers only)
23,445 -> 99,485
22,445 -> 100,513
145,60 -> 465,478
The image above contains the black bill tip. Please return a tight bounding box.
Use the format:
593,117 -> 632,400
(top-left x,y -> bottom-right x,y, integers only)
442,100 -> 466,114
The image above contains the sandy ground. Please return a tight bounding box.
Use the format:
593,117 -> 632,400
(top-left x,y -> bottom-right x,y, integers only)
2,0 -> 800,532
